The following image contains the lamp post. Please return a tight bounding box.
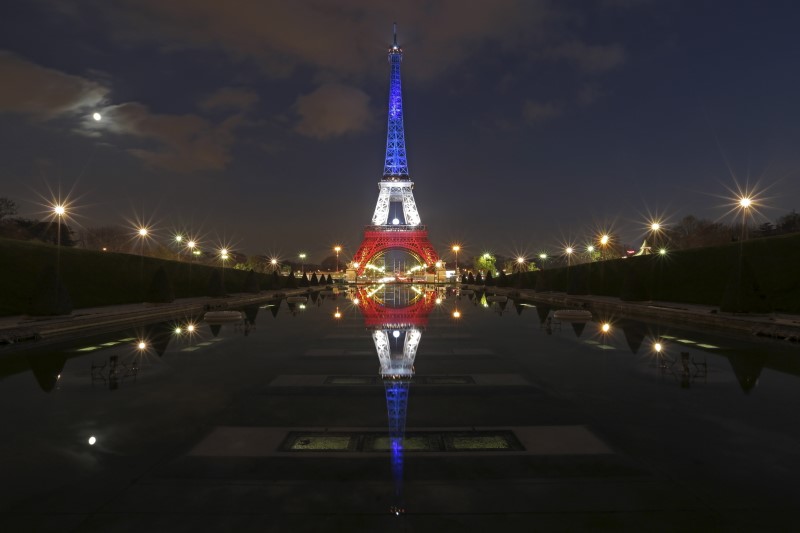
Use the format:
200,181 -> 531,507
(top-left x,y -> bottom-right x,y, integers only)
739,196 -> 752,241
299,253 -> 307,276
220,248 -> 229,291
137,226 -> 149,297
452,245 -> 460,278
435,260 -> 443,283
52,203 -> 66,285
538,253 -> 548,270
599,234 -> 610,260
334,246 -> 341,273
186,239 -> 196,278
564,247 -> 574,289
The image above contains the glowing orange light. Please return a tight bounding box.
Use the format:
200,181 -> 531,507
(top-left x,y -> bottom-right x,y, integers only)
601,323 -> 611,333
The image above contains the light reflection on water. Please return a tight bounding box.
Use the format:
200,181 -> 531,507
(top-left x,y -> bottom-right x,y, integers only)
1,285 -> 800,522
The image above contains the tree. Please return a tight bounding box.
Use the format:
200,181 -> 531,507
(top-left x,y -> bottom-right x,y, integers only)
497,269 -> 508,287
474,253 -> 497,276
665,215 -> 732,250
146,266 -> 175,303
27,265 -> 72,316
320,255 -> 338,272
755,222 -> 775,238
31,220 -> 77,246
206,270 -> 225,297
243,269 -> 260,293
776,210 -> 800,234
0,197 -> 18,221
284,271 -> 298,289
78,225 -> 130,252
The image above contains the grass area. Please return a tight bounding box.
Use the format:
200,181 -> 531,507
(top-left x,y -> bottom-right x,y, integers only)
0,238 -> 279,316
509,233 -> 800,314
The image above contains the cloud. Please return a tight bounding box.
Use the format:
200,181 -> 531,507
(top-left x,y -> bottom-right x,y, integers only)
199,87 -> 259,111
0,51 -> 108,118
97,102 -> 243,172
522,100 -> 561,123
66,0 -> 561,82
577,83 -> 602,106
0,52 -> 244,172
293,83 -> 374,139
544,41 -> 626,73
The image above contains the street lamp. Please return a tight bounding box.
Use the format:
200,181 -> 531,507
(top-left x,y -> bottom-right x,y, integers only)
565,247 -> 574,266
516,256 -> 525,273
452,244 -> 461,277
334,245 -> 342,273
539,253 -> 547,269
738,196 -> 752,241
220,247 -> 229,290
136,226 -> 149,296
599,234 -> 610,260
186,239 -> 197,277
50,202 -> 68,294
299,253 -> 307,275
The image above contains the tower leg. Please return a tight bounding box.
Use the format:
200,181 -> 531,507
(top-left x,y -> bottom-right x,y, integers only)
371,187 -> 391,226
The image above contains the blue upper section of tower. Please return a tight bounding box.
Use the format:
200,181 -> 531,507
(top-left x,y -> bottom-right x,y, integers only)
383,25 -> 409,179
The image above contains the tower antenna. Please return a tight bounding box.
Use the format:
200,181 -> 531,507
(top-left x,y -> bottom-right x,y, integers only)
393,22 -> 397,47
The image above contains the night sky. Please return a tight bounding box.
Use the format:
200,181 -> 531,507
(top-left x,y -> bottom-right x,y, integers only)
2,0 -> 799,263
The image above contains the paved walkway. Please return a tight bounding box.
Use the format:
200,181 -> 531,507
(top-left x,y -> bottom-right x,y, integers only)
479,286 -> 800,341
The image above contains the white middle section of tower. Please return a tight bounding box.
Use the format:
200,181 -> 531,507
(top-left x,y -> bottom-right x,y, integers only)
372,328 -> 421,377
371,180 -> 421,226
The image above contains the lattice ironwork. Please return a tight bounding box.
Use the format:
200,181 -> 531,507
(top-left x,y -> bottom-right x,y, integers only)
355,26 -> 440,278
383,33 -> 408,178
356,286 -> 437,328
352,229 -> 440,276
371,181 -> 420,226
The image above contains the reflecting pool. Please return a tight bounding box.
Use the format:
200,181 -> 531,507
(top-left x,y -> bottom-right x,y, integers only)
1,285 -> 800,531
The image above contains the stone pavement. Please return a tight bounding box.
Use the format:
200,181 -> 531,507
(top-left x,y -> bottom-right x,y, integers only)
484,287 -> 800,341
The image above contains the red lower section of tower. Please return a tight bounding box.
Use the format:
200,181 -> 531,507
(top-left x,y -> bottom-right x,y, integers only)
355,286 -> 437,328
352,228 -> 440,276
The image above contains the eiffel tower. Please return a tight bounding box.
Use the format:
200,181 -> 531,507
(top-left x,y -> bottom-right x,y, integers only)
347,25 -> 444,282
